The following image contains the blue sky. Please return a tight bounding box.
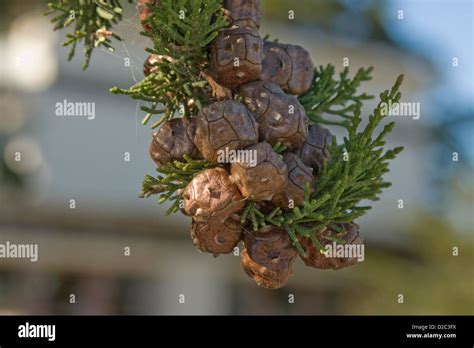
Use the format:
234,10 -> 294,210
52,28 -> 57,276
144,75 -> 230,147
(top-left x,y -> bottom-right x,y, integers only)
384,0 -> 473,163
385,0 -> 473,109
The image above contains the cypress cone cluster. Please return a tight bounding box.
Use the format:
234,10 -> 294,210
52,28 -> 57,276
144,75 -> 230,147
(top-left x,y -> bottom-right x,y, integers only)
144,0 -> 364,289
47,0 -> 404,291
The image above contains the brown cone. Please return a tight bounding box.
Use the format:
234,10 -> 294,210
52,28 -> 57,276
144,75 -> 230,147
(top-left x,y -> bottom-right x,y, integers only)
230,142 -> 287,201
149,117 -> 200,167
299,222 -> 363,270
243,225 -> 297,271
292,124 -> 332,175
194,100 -> 259,163
272,152 -> 314,209
241,249 -> 293,289
191,215 -> 243,255
260,41 -> 314,95
210,23 -> 263,89
239,81 -> 308,150
183,167 -> 245,222
224,0 -> 262,29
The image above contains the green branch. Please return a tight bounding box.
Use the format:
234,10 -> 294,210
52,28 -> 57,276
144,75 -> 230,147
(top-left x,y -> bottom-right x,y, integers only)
111,0 -> 227,127
110,63 -> 209,128
272,142 -> 287,154
142,0 -> 227,61
241,74 -> 405,254
140,155 -> 216,215
45,0 -> 133,70
299,64 -> 374,128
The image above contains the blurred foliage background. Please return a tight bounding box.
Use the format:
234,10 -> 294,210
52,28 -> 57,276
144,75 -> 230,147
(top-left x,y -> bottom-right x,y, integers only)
0,0 -> 472,314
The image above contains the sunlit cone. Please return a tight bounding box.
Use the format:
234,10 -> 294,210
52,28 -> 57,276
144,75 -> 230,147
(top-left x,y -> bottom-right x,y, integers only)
239,81 -> 308,150
243,225 -> 297,270
241,248 -> 294,290
183,167 -> 245,222
230,142 -> 287,201
190,214 -> 243,255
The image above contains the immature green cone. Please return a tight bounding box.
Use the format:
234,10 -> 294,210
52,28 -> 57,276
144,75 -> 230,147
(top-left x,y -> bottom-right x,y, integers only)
292,124 -> 332,175
299,222 -> 363,270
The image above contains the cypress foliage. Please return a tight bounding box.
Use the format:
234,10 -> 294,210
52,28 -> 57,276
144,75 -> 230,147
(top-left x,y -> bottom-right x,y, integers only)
110,0 -> 228,128
140,155 -> 217,215
299,64 -> 374,128
45,0 -> 133,70
240,73 -> 405,254
46,0 -> 404,255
